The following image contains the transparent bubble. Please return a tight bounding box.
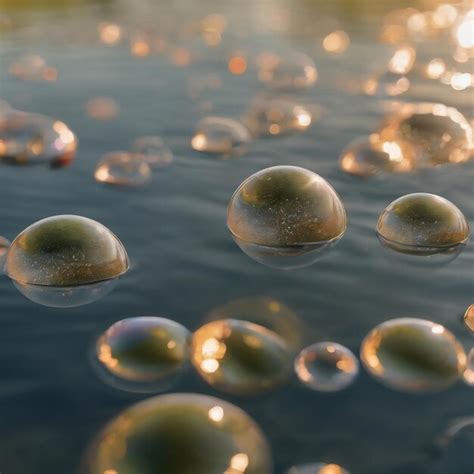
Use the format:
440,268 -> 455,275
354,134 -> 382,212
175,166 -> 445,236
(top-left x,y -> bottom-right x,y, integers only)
377,103 -> 473,166
82,393 -> 272,474
376,193 -> 470,262
133,136 -> 173,167
339,134 -> 418,177
243,97 -> 312,137
94,151 -> 152,186
93,317 -> 190,393
295,342 -> 359,392
190,319 -> 292,395
0,110 -> 77,168
85,97 -> 120,121
258,52 -> 317,91
9,54 -> 57,82
286,462 -> 349,474
207,296 -> 303,350
463,348 -> 474,386
4,215 -> 129,307
0,235 -> 10,270
464,304 -> 474,334
360,318 -> 466,393
227,166 -> 347,269
191,116 -> 251,157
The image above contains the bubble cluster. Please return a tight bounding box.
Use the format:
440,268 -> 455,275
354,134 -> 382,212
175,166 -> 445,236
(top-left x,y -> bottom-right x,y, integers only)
361,318 -> 466,393
227,166 -> 347,269
94,317 -> 190,392
190,319 -> 292,395
5,215 -> 129,307
95,151 -> 152,186
0,110 -> 77,167
286,463 -> 349,474
376,193 -> 470,260
191,116 -> 251,157
83,393 -> 272,474
464,304 -> 474,334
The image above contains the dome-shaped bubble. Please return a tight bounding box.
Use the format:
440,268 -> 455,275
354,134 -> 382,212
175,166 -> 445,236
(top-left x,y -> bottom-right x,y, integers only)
464,304 -> 474,334
377,103 -> 473,166
82,393 -> 272,474
0,110 -> 77,167
191,116 -> 251,157
5,215 -> 129,307
94,317 -> 190,393
207,296 -> 303,350
286,462 -> 349,474
376,193 -> 470,259
258,52 -> 318,91
190,319 -> 293,395
360,318 -> 466,393
243,97 -> 312,137
94,151 -> 152,186
227,166 -> 347,269
133,136 -> 173,167
0,235 -> 10,270
295,342 -> 359,392
339,134 -> 417,177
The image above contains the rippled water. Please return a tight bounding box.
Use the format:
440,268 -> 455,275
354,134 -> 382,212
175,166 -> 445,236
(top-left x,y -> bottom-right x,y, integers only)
0,1 -> 473,473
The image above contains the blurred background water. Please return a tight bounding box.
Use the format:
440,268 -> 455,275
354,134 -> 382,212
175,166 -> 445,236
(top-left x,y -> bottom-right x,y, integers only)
0,0 -> 473,472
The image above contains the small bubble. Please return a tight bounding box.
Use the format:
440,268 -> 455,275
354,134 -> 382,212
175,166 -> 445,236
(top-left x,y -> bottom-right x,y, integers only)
95,152 -> 152,186
323,31 -> 350,54
133,136 -> 173,167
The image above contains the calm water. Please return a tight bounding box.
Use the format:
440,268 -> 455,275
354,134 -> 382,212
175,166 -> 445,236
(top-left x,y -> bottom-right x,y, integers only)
0,1 -> 473,473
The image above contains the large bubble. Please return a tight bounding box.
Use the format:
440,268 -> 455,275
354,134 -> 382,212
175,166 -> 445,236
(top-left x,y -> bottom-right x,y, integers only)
94,317 -> 190,393
286,463 -> 349,474
360,318 -> 466,393
227,166 -> 347,269
4,215 -> 129,307
0,110 -> 77,168
376,103 -> 473,167
190,319 -> 292,395
295,342 -> 359,392
82,393 -> 273,474
376,193 -> 470,262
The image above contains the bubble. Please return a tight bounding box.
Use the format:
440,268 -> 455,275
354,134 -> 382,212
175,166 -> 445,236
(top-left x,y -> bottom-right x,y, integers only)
0,235 -> 10,270
190,319 -> 293,395
258,52 -> 317,90
9,54 -> 57,82
227,166 -> 347,269
388,46 -> 416,75
95,151 -> 152,186
85,97 -> 120,121
377,103 -> 473,166
464,304 -> 474,334
4,215 -> 129,307
376,193 -> 470,261
243,97 -> 312,137
133,136 -> 173,167
323,31 -> 350,54
191,117 -> 251,157
98,22 -> 122,45
286,463 -> 349,474
463,348 -> 474,386
0,110 -> 77,168
94,317 -> 190,393
82,393 -> 272,474
360,318 -> 466,393
207,297 -> 303,350
339,134 -> 417,177
295,342 -> 359,392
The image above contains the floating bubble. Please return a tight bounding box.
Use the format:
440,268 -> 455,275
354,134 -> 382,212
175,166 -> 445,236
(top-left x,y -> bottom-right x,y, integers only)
4,215 -> 129,307
360,318 -> 466,393
295,342 -> 359,392
0,235 -> 10,270
286,462 -> 349,474
243,97 -> 312,137
9,54 -> 57,82
258,52 -> 317,90
0,110 -> 77,167
339,134 -> 417,177
207,296 -> 303,350
323,31 -> 350,54
95,151 -> 152,186
133,136 -> 173,167
190,319 -> 293,395
98,22 -> 122,45
82,393 -> 272,474
85,97 -> 119,121
377,103 -> 473,166
94,316 -> 190,393
463,348 -> 474,386
227,166 -> 346,269
464,304 -> 474,334
376,193 -> 470,261
191,116 -> 251,157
